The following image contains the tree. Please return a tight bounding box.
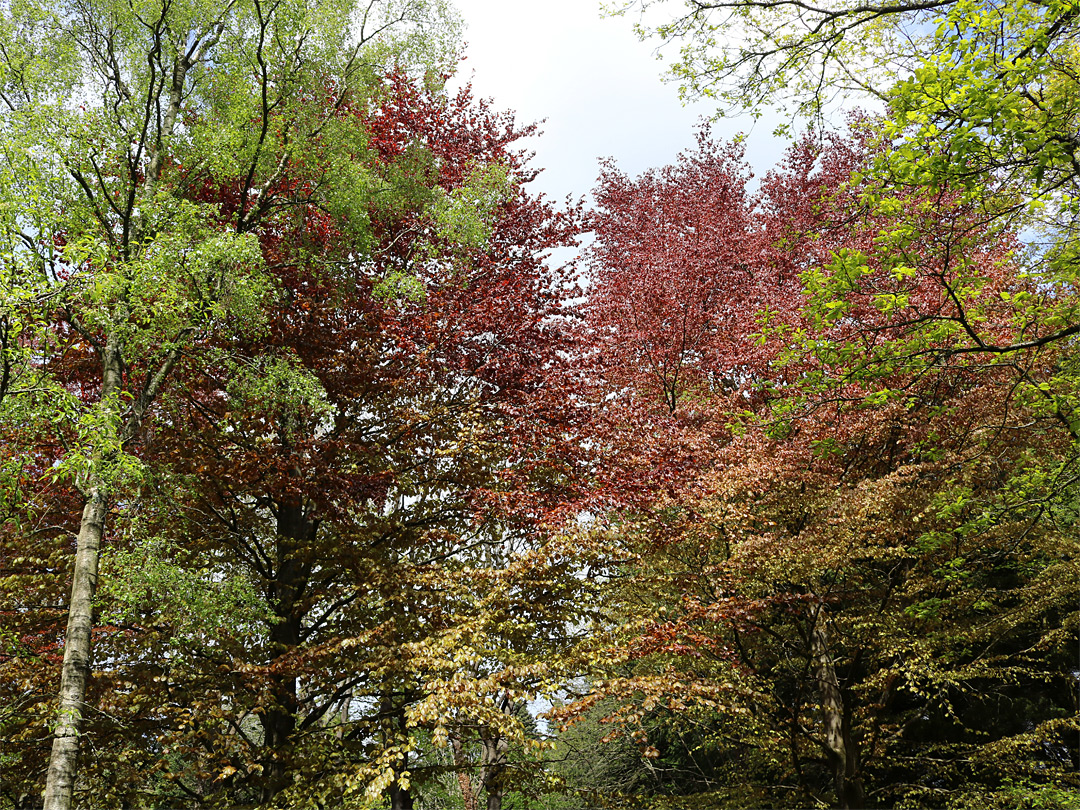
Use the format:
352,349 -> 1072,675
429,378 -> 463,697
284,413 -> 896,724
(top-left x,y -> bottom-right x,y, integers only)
586,130 -> 761,416
578,128 -> 802,524
595,13 -> 1080,806
143,72 -> 584,807
617,0 -> 1080,361
0,1 -> 459,807
1,54 -> 589,807
562,129 -> 1079,808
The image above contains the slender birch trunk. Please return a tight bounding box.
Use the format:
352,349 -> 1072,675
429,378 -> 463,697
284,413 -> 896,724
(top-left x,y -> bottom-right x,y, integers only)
39,25 -> 213,801
42,487 -> 108,810
43,320 -> 183,808
43,333 -> 125,810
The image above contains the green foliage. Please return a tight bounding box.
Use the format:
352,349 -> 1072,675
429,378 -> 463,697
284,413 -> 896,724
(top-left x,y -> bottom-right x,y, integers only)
373,269 -> 429,303
99,536 -> 271,651
0,0 -> 478,807
430,161 -> 516,252
563,5 -> 1080,801
945,778 -> 1080,810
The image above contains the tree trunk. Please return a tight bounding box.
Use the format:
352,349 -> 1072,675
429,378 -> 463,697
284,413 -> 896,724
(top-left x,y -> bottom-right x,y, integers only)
480,729 -> 510,810
480,694 -> 514,810
43,333 -> 125,810
333,683 -> 353,739
811,618 -> 864,810
451,731 -> 478,810
389,782 -> 414,810
258,502 -> 312,802
42,488 -> 108,810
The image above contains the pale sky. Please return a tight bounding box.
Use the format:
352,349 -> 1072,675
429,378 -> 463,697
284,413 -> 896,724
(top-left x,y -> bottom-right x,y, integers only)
446,0 -> 787,204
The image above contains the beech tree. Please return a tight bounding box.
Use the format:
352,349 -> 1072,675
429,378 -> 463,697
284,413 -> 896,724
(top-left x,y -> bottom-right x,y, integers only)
564,129 -> 1079,809
586,130 -> 761,415
119,73 -> 586,807
583,4 -> 1080,804
618,0 -> 1080,360
4,0 -> 1075,808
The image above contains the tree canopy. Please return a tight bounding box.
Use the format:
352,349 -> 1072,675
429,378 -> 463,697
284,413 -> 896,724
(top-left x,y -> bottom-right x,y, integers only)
0,0 -> 1077,808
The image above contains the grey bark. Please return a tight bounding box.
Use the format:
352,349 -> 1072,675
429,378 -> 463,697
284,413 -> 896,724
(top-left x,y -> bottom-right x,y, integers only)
42,329 -> 186,809
40,16 -> 227,805
810,616 -> 864,810
42,331 -> 125,810
481,730 -> 510,810
41,488 -> 108,810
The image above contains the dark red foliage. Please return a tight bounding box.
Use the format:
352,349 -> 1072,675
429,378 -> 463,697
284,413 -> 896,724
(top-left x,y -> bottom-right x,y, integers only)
124,73 -> 584,801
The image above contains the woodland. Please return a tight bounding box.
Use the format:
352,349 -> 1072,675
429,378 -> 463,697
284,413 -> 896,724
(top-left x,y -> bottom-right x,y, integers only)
0,0 -> 1077,808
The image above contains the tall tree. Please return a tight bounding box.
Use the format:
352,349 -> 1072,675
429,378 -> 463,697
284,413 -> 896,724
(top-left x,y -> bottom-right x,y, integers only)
564,128 -> 1079,809
0,1 -> 459,807
0,64 -> 587,806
